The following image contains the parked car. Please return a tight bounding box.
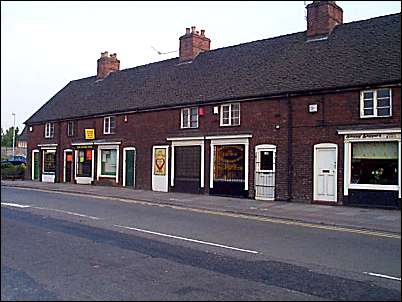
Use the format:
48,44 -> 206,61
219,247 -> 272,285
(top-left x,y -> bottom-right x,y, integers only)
1,156 -> 27,166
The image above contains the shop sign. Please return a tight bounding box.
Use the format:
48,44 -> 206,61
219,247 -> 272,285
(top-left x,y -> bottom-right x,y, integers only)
345,133 -> 401,141
86,149 -> 92,160
76,145 -> 93,149
85,129 -> 95,140
154,148 -> 166,175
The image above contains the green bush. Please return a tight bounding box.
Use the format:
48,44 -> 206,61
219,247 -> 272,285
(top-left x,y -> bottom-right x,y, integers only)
1,163 -> 26,180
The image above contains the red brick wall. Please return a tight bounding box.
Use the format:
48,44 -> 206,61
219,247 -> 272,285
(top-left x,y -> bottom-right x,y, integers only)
27,86 -> 401,203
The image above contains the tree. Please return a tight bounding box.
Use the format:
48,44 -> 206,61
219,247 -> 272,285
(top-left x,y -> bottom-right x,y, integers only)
1,126 -> 19,147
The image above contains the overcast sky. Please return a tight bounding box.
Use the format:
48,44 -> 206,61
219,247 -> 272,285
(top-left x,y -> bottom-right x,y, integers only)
1,1 -> 400,131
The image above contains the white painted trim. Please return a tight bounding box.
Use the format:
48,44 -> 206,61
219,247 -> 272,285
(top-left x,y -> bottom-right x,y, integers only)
122,147 -> 136,187
97,145 -> 120,183
313,143 -> 338,203
75,149 -> 95,184
63,149 -> 73,182
219,103 -> 240,127
209,137 -> 250,190
71,142 -> 94,146
31,149 -> 39,180
337,128 -> 400,135
344,142 -> 350,196
349,184 -> 399,191
94,141 -> 121,145
206,134 -> 252,140
170,140 -> 205,188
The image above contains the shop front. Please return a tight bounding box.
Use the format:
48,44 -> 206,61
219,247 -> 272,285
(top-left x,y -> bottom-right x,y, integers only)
38,144 -> 58,183
339,128 -> 401,208
208,135 -> 251,197
72,143 -> 95,184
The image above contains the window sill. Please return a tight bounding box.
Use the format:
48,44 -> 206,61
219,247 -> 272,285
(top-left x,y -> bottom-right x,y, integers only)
349,184 -> 399,191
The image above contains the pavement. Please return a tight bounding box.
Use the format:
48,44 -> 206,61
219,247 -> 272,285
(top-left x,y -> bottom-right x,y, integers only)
1,180 -> 401,234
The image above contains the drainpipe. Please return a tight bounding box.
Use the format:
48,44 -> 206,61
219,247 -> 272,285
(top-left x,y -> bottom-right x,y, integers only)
287,93 -> 293,202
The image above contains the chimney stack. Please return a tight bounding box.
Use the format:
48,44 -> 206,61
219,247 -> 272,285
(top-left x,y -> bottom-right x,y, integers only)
179,26 -> 211,62
97,51 -> 120,79
306,1 -> 343,38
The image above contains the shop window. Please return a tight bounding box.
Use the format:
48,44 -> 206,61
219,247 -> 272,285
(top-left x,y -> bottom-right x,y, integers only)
214,145 -> 245,182
360,88 -> 392,118
77,149 -> 92,177
351,142 -> 398,185
43,150 -> 56,173
260,151 -> 274,171
100,149 -> 117,176
104,116 -> 116,134
220,103 -> 240,126
181,107 -> 198,128
44,122 -> 54,138
67,121 -> 75,137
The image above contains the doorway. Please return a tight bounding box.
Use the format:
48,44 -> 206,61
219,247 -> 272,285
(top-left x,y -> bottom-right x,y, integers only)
255,145 -> 276,200
123,147 -> 136,187
32,150 -> 40,181
152,145 -> 169,192
64,150 -> 73,182
314,143 -> 337,202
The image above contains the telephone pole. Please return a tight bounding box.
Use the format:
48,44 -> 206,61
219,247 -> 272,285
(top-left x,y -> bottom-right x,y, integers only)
12,113 -> 16,159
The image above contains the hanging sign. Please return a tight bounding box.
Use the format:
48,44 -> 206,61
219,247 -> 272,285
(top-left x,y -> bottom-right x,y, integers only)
154,148 -> 166,175
85,129 -> 95,140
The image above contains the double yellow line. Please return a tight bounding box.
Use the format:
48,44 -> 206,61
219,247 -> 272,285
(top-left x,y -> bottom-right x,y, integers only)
8,186 -> 401,240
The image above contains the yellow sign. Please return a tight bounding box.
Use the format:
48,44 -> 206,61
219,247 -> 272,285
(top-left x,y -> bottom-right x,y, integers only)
85,129 -> 95,140
154,148 -> 166,175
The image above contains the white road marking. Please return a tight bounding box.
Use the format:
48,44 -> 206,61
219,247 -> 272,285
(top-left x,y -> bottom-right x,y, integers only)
32,206 -> 100,220
1,202 -> 31,208
363,272 -> 401,281
114,224 -> 259,254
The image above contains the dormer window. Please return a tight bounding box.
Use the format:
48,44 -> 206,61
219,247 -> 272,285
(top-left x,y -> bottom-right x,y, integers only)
181,107 -> 198,128
104,116 -> 116,134
360,88 -> 392,118
220,103 -> 240,126
44,122 -> 54,138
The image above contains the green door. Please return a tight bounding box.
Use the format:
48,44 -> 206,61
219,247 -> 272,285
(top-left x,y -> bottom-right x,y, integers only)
33,152 -> 39,180
125,150 -> 135,187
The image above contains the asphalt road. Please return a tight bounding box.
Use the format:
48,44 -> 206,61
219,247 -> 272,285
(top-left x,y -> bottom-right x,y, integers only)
1,186 -> 401,301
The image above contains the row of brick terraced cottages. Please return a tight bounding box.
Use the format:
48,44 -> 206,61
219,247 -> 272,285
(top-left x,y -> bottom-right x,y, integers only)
25,1 -> 401,208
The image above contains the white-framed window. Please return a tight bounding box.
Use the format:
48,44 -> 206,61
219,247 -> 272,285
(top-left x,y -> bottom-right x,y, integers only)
44,122 -> 54,138
100,149 -> 117,176
220,103 -> 240,126
181,107 -> 198,128
360,88 -> 392,118
104,116 -> 116,134
67,121 -> 74,137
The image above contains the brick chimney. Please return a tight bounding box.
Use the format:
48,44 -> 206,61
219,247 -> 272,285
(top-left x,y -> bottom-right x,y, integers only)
306,1 -> 343,38
97,51 -> 120,79
179,26 -> 211,62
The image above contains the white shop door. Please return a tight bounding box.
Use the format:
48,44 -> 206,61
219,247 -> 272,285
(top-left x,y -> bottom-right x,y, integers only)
314,143 -> 337,202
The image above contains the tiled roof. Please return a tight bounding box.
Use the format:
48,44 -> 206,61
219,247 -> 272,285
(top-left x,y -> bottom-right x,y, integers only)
25,13 -> 401,124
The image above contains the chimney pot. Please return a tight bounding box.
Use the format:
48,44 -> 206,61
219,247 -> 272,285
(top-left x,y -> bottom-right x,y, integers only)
200,29 -> 205,36
191,26 -> 196,33
186,27 -> 190,34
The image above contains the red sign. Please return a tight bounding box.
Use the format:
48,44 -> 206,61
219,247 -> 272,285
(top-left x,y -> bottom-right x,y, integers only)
198,107 -> 205,116
86,149 -> 92,160
66,154 -> 73,162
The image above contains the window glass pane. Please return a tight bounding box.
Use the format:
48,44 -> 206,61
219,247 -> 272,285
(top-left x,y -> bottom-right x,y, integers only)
377,99 -> 390,108
43,151 -> 56,173
77,149 -> 92,177
363,99 -> 373,108
353,142 -> 398,159
101,149 -> 117,175
190,108 -> 198,128
110,117 -> 115,130
363,91 -> 373,99
377,108 -> 390,116
363,109 -> 374,116
214,145 -> 245,182
260,151 -> 273,170
104,118 -> 110,133
231,115 -> 240,125
182,109 -> 189,128
232,103 -> 240,112
377,89 -> 390,98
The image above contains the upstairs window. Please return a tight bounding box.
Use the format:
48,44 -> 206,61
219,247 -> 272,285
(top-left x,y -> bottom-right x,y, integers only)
181,107 -> 198,128
104,116 -> 116,134
44,122 -> 54,138
360,88 -> 392,118
220,103 -> 240,126
67,121 -> 75,137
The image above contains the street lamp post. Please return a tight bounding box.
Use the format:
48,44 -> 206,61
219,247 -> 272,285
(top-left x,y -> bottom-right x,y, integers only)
12,113 -> 16,159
